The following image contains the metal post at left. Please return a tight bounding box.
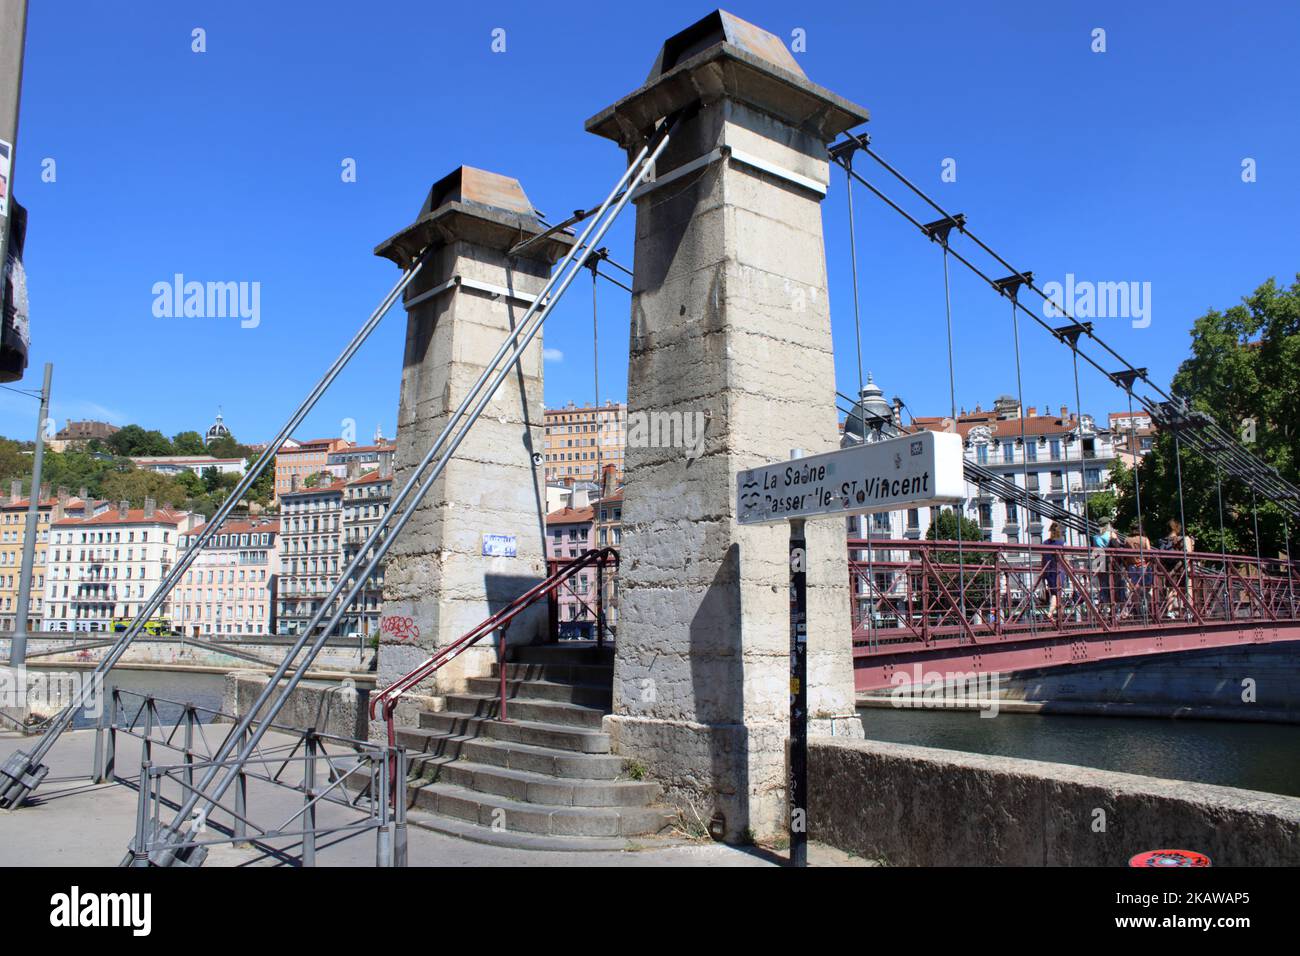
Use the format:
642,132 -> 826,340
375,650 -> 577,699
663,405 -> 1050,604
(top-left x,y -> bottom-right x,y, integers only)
788,513 -> 809,869
10,360 -> 50,670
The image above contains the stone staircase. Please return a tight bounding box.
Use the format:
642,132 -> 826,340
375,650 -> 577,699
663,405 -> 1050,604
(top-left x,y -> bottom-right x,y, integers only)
392,643 -> 676,848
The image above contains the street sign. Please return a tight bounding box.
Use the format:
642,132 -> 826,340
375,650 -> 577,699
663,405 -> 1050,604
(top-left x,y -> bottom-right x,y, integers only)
736,430 -> 965,526
481,533 -> 518,557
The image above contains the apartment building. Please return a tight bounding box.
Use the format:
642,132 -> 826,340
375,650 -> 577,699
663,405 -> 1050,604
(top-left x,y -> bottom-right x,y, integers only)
174,517 -> 280,637
843,379 -> 1118,546
0,485 -> 95,632
273,437 -> 350,502
341,468 -> 393,637
543,401 -> 626,484
544,499 -> 596,635
275,479 -> 344,635
42,499 -> 200,632
1109,410 -> 1157,468
544,474 -> 623,638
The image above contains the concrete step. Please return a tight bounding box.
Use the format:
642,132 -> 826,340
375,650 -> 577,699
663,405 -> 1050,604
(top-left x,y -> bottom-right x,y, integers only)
393,727 -> 475,760
509,643 -> 614,666
417,710 -> 611,754
457,736 -> 625,780
442,692 -> 606,730
495,662 -> 613,686
466,676 -> 612,708
415,757 -> 660,808
404,807 -> 675,852
412,782 -> 675,838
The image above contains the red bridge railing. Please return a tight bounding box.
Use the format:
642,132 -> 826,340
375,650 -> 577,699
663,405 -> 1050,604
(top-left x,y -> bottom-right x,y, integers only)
848,537 -> 1300,656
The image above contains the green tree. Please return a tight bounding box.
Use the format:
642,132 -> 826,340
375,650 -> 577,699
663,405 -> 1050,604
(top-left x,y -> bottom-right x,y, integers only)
171,431 -> 206,455
246,455 -> 275,504
1115,275 -> 1300,558
0,437 -> 29,484
925,508 -> 982,543
99,468 -> 190,508
107,424 -> 172,457
207,433 -> 249,460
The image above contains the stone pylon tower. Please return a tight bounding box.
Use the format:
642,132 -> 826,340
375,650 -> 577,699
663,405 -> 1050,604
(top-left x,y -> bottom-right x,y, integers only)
373,167 -> 573,709
586,11 -> 868,840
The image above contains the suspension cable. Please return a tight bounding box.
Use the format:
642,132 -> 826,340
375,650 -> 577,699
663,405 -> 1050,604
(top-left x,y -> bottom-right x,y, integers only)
996,273 -> 1038,632
829,143 -> 1300,521
941,240 -> 970,624
1216,462 -> 1230,619
589,253 -> 603,486
841,154 -> 875,648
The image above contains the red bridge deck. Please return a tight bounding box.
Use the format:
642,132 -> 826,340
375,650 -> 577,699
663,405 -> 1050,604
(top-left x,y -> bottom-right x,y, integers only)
847,538 -> 1300,691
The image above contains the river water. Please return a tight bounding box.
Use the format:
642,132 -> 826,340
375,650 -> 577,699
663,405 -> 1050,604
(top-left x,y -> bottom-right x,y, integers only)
859,706 -> 1300,798
27,667 -> 230,730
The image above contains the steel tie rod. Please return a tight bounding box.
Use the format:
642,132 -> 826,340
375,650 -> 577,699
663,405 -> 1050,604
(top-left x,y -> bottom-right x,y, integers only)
0,256 -> 428,810
136,119 -> 678,864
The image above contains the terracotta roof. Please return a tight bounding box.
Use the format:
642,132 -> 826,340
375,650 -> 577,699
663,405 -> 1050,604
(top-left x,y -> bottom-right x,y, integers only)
280,479 -> 346,497
334,444 -> 396,454
911,413 -> 1103,441
595,491 -> 624,505
2,496 -> 85,510
54,507 -> 190,528
347,470 -> 391,486
185,518 -> 280,539
546,506 -> 594,525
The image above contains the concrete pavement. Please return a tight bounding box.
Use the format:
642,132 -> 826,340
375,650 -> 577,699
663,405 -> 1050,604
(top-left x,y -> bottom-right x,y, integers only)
0,729 -> 863,867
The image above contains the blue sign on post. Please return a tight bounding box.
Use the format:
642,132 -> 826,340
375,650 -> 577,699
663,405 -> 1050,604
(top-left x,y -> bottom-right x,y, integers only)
481,533 -> 518,557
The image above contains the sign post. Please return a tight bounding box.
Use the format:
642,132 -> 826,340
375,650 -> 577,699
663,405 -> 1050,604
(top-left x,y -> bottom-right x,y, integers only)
788,513 -> 809,868
736,430 -> 964,866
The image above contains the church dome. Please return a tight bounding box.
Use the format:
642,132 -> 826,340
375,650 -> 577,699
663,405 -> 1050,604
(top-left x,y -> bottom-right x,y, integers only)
842,373 -> 896,443
205,409 -> 231,446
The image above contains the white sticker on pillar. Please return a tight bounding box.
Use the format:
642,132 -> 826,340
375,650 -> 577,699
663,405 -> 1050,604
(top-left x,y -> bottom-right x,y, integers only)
482,533 -> 518,557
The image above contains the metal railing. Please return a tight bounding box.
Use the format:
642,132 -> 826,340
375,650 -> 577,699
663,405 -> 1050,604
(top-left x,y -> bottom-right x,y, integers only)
848,538 -> 1300,653
370,548 -> 619,755
99,689 -> 405,867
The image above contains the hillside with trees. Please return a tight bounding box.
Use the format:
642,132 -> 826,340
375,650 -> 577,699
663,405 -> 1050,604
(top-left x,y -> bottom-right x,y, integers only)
0,424 -> 276,519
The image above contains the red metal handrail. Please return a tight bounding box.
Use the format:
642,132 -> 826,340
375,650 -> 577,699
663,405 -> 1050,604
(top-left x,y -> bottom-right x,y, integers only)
368,548 -> 619,757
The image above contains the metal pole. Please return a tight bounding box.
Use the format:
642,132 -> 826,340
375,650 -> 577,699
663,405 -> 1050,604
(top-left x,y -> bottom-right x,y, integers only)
302,731 -> 316,867
0,0 -> 28,285
376,748 -> 392,868
393,747 -> 408,867
788,512 -> 809,869
1216,465 -> 1229,620
9,359 -> 49,667
1126,389 -> 1146,620
130,761 -> 152,867
1173,427 -> 1190,618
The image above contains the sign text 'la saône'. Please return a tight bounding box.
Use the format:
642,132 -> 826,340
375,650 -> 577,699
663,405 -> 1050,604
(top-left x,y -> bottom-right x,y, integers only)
736,431 -> 965,526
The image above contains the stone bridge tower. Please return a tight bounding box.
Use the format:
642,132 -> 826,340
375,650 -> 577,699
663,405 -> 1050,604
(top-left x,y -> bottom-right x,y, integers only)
586,11 -> 869,841
373,167 -> 573,711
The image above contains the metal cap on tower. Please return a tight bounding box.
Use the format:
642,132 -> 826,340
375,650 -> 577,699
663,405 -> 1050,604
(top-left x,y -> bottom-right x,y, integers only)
585,9 -> 869,147
374,166 -> 574,268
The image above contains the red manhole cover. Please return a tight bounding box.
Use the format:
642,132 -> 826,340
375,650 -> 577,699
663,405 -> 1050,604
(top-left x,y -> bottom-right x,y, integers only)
1129,849 -> 1211,867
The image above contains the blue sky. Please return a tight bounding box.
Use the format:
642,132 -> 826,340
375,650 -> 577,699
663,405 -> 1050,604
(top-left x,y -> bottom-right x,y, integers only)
4,0 -> 1297,444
